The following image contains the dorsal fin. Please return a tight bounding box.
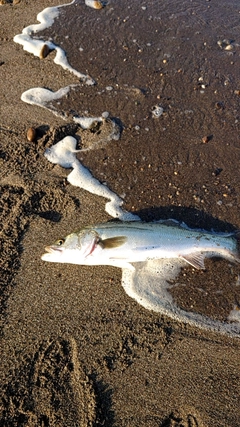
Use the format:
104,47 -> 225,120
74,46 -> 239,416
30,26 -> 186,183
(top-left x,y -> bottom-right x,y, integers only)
100,236 -> 127,249
180,253 -> 206,270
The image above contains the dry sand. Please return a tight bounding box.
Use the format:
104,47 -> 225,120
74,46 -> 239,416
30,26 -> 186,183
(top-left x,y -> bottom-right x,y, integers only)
1,1 -> 240,426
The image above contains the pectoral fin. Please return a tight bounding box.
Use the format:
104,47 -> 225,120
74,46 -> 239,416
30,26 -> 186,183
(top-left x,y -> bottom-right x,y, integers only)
100,236 -> 127,249
180,253 -> 206,270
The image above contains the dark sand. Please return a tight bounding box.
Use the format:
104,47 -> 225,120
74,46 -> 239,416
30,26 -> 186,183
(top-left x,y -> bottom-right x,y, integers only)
1,1 -> 240,426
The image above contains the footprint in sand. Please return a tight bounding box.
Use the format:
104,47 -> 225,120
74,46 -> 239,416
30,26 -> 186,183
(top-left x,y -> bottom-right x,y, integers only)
1,338 -> 96,426
160,409 -> 204,427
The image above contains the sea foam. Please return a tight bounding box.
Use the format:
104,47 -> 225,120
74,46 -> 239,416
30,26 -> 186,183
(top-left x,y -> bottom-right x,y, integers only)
44,136 -> 139,221
13,1 -> 95,85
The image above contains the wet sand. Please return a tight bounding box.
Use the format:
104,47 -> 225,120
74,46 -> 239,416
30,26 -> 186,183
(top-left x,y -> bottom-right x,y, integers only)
1,1 -> 240,425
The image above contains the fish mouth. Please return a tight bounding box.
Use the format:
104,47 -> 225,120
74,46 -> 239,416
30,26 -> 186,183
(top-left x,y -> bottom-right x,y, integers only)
44,245 -> 63,254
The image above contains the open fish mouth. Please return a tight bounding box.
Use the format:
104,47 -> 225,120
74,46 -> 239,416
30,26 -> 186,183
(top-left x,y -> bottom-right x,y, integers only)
44,245 -> 63,254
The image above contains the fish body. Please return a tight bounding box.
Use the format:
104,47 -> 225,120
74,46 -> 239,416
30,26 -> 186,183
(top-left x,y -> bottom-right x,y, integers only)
41,220 -> 240,270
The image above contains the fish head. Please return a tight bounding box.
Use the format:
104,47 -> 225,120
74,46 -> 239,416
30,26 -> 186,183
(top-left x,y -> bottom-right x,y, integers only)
41,229 -> 100,264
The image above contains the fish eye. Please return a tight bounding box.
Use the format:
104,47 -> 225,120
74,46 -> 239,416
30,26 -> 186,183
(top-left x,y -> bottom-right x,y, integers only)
56,238 -> 65,246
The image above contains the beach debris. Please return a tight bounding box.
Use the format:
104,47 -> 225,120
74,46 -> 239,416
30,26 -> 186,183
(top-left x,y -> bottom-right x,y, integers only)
27,127 -> 37,142
85,0 -> 105,9
151,104 -> 164,118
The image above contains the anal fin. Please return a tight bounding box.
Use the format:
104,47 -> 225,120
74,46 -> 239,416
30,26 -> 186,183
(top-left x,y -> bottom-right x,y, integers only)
180,253 -> 206,270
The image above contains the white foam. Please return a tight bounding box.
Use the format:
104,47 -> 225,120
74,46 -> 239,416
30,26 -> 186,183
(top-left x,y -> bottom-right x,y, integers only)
44,136 -> 139,221
122,259 -> 240,337
13,1 -> 95,85
44,136 -> 80,168
21,86 -> 104,127
21,86 -> 72,106
73,116 -> 103,130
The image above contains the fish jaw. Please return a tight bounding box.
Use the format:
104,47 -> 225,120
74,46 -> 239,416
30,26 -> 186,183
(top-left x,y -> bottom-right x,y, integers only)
41,245 -> 80,264
41,245 -> 66,263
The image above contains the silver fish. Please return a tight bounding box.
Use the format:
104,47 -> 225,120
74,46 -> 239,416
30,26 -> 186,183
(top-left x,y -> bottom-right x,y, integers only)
41,220 -> 240,270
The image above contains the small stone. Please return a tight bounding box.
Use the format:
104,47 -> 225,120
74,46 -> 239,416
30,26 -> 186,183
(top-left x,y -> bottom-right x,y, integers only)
85,0 -> 104,9
202,135 -> 209,143
27,127 -> 37,142
224,44 -> 233,51
39,44 -> 51,59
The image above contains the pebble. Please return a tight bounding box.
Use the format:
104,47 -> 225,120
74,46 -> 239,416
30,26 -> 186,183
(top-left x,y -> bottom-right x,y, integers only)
202,135 -> 210,144
27,127 -> 37,142
85,0 -> 104,9
39,44 -> 51,59
224,44 -> 233,51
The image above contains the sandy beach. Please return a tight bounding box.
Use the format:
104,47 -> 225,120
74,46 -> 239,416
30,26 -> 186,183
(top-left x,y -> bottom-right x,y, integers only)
1,1 -> 240,425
